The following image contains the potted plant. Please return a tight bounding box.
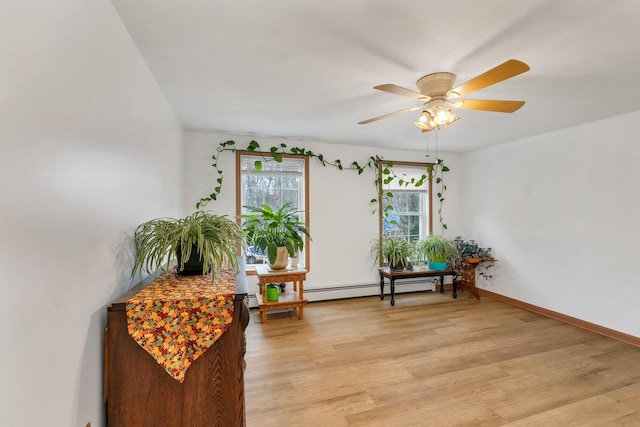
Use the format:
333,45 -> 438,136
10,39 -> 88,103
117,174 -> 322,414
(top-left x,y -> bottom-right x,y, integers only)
372,236 -> 413,271
239,203 -> 311,270
452,236 -> 495,278
416,235 -> 459,270
131,211 -> 246,280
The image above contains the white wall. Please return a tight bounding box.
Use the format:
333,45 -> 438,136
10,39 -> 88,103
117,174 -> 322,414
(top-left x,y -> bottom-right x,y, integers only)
460,110 -> 640,338
184,130 -> 462,300
0,2 -> 183,426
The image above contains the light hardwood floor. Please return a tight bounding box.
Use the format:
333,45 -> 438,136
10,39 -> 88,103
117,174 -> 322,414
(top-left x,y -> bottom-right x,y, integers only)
244,290 -> 640,426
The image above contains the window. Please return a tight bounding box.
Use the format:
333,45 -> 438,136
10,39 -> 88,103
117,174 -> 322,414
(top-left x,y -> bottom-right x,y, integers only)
236,151 -> 310,269
379,161 -> 433,243
382,191 -> 428,240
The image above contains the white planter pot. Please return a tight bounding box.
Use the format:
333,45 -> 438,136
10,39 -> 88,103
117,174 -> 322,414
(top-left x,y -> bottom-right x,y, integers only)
269,247 -> 289,270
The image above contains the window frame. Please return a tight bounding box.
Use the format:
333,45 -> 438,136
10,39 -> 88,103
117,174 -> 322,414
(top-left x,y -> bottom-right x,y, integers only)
235,151 -> 311,272
377,160 -> 434,266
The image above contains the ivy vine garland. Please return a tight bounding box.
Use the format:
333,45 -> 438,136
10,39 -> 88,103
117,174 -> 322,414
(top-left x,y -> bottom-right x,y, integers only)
196,140 -> 450,231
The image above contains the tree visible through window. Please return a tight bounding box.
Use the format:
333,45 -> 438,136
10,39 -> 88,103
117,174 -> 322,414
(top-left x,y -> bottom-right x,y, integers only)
383,190 -> 426,241
379,161 -> 432,244
236,152 -> 310,269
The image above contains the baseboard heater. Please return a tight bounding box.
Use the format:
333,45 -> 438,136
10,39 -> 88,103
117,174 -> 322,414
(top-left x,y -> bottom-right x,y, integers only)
304,282 -> 378,293
247,278 -> 438,307
303,277 -> 439,293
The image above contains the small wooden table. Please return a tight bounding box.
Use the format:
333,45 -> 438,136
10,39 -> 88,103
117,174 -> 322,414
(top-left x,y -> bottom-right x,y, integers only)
458,257 -> 494,300
255,265 -> 307,324
379,267 -> 457,306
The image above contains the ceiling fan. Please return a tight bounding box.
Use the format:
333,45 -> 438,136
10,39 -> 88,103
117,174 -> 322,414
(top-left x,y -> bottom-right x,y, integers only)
358,59 -> 530,132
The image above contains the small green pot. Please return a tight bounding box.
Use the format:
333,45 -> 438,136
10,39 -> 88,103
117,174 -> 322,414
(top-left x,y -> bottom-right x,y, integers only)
266,284 -> 281,302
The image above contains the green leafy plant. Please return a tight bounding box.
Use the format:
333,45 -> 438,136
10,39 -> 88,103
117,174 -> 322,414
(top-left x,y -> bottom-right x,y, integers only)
452,236 -> 492,260
433,159 -> 450,231
372,236 -> 413,270
195,139 -> 450,230
132,211 -> 245,280
452,236 -> 495,279
416,235 -> 460,266
239,203 -> 311,264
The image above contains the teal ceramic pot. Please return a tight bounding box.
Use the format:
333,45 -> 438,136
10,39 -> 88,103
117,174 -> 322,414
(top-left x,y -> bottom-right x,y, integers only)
429,262 -> 448,270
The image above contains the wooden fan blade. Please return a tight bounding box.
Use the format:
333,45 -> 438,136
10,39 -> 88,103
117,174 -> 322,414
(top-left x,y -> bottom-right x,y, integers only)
450,59 -> 530,97
454,99 -> 525,113
374,84 -> 430,100
358,106 -> 422,125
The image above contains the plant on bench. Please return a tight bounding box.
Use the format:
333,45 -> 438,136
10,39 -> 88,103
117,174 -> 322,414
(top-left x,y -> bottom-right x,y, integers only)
372,236 -> 413,271
415,235 -> 460,270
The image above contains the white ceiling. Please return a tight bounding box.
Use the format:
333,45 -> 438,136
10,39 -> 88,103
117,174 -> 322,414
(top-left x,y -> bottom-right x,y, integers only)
111,0 -> 640,153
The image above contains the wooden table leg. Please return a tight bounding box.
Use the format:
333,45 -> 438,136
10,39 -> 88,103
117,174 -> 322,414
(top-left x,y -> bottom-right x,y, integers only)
260,283 -> 268,324
390,278 -> 395,306
453,276 -> 457,298
298,279 -> 304,320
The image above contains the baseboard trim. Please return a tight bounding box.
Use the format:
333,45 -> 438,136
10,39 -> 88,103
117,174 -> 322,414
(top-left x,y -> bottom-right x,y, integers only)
246,280 -> 438,308
478,288 -> 640,348
303,283 -> 377,293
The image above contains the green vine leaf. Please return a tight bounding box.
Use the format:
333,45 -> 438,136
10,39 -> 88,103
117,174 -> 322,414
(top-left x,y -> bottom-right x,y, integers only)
247,140 -> 260,151
196,139 -> 450,232
220,140 -> 235,148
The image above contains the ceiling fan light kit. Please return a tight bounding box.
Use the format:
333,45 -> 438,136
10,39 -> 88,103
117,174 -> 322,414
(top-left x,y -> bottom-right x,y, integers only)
414,106 -> 460,131
414,111 -> 434,131
359,59 -> 530,132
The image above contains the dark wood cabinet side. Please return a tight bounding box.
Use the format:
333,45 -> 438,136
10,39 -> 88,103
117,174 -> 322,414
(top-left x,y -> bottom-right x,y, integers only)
105,287 -> 249,427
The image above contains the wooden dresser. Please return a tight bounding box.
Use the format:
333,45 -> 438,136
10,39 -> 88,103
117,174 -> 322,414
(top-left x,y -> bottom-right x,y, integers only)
105,269 -> 249,426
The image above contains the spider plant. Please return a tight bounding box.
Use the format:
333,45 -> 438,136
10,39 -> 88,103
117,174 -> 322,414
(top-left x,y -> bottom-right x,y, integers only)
132,211 -> 246,280
372,236 -> 413,271
415,235 -> 459,268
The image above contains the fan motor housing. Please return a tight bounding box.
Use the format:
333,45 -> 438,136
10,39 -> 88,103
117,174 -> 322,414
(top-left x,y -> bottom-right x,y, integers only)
416,72 -> 456,97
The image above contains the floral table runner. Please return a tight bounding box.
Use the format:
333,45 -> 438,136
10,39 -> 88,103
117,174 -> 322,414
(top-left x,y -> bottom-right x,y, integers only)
126,268 -> 237,382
